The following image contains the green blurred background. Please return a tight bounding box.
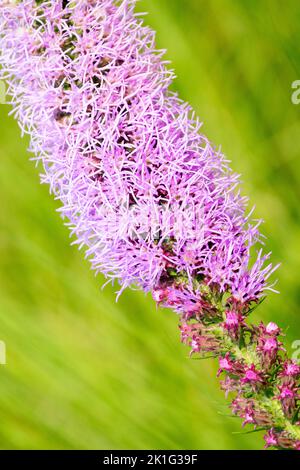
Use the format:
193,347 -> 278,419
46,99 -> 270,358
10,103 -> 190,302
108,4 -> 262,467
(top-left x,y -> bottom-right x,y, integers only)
0,0 -> 300,450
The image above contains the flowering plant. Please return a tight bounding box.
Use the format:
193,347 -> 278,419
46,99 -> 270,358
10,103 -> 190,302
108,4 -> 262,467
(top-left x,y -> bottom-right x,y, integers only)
0,0 -> 299,449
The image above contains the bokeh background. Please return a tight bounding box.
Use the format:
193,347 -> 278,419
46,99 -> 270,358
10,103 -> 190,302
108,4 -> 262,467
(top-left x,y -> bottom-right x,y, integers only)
0,0 -> 300,450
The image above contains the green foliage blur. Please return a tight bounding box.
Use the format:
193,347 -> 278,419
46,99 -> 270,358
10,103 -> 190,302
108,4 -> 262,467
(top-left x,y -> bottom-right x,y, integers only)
0,0 -> 300,450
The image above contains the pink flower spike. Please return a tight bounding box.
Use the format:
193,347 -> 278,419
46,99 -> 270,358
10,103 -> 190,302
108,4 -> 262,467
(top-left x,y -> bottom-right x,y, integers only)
265,322 -> 280,336
225,311 -> 240,328
264,429 -> 278,449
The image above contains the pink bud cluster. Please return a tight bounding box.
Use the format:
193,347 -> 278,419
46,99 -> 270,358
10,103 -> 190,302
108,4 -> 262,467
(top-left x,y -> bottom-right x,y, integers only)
177,297 -> 300,448
153,280 -> 300,449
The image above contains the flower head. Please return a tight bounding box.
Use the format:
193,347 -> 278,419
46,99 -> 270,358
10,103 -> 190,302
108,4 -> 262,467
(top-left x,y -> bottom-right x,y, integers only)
265,322 -> 280,336
242,364 -> 263,385
218,353 -> 234,376
0,0 -> 276,300
280,360 -> 300,378
223,310 -> 245,340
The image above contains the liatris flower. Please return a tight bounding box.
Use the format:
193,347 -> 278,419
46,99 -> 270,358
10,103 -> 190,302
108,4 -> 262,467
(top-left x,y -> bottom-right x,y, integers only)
0,0 -> 299,449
